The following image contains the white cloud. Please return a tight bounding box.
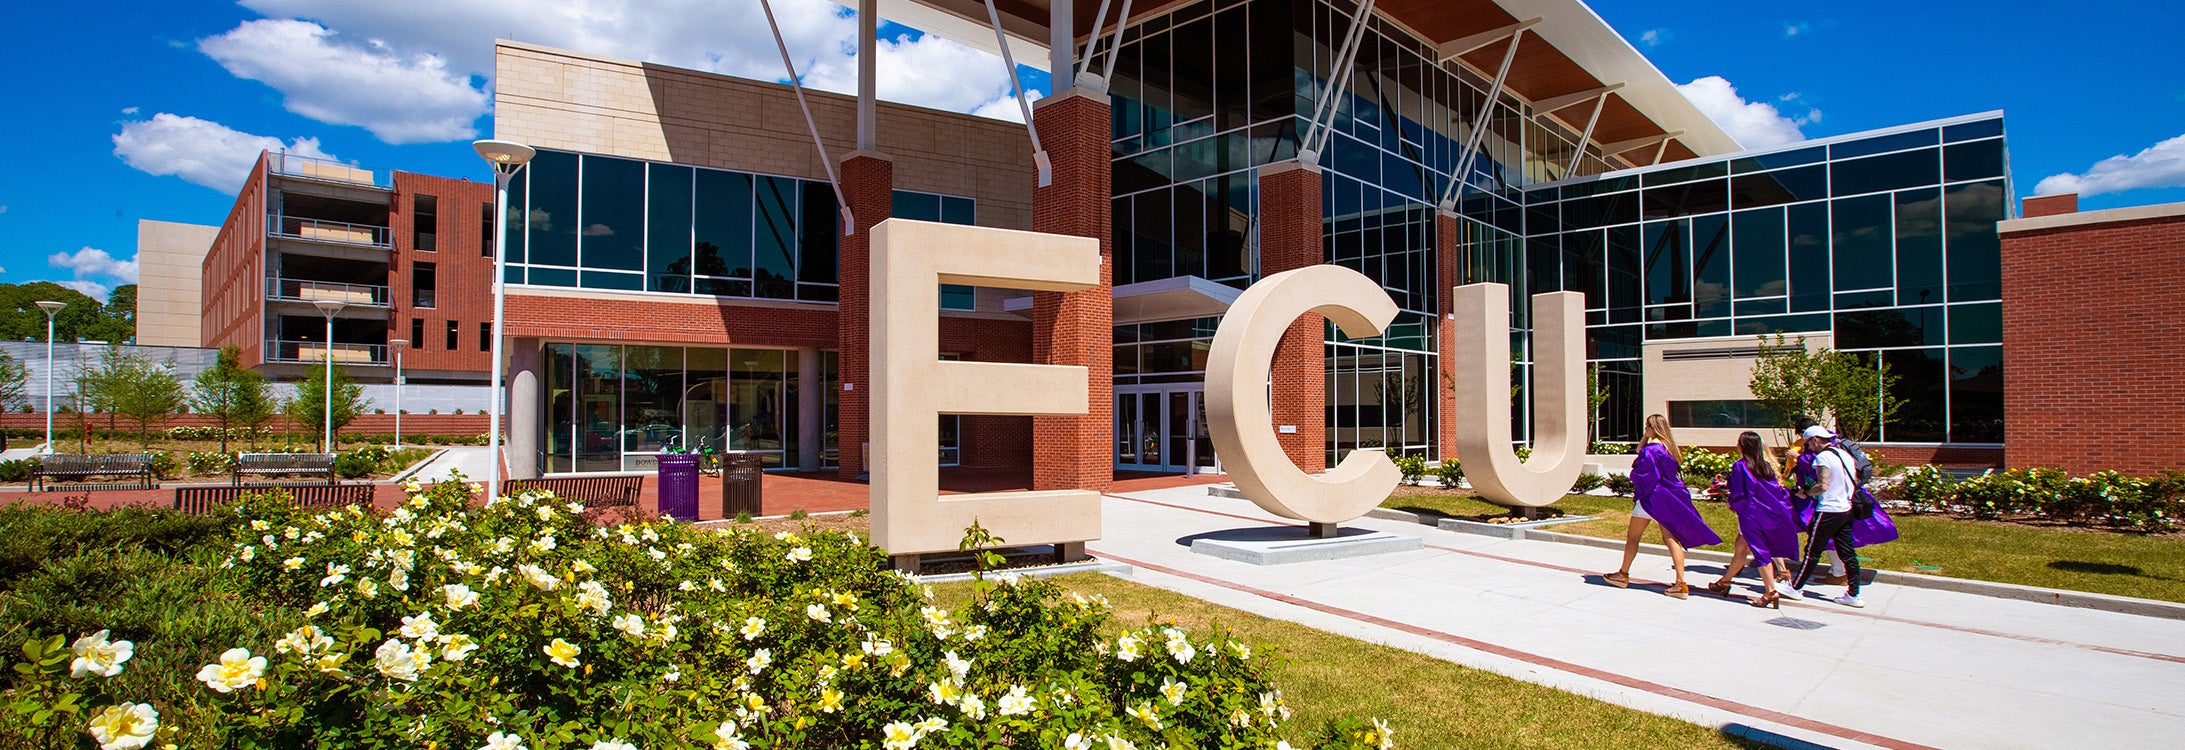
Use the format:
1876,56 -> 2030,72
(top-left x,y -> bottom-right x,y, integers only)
1639,29 -> 1668,47
121,106 -> 140,115
2036,133 -> 2185,197
969,88 -> 1044,123
201,19 -> 489,144
112,113 -> 337,192
49,247 -> 137,302
235,0 -> 1030,121
1675,76 -> 1819,150
57,281 -> 112,301
1783,21 -> 1813,38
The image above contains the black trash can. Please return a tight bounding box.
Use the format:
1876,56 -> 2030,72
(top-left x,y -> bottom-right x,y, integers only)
722,451 -> 764,517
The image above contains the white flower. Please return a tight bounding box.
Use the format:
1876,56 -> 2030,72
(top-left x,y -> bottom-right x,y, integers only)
1125,702 -> 1161,730
1115,634 -> 1141,662
957,692 -> 987,720
70,630 -> 134,678
536,505 -> 557,521
805,603 -> 831,623
998,685 -> 1035,716
574,580 -> 613,616
304,601 -> 330,618
441,634 -> 480,662
444,583 -> 479,609
612,613 -> 647,639
740,617 -> 767,641
589,742 -> 637,750
387,567 -> 410,592
647,547 -> 667,562
400,613 -> 440,641
1160,677 -> 1187,705
863,636 -> 895,656
1369,717 -> 1395,750
545,638 -> 583,669
1063,733 -> 1090,750
572,559 -> 597,574
744,648 -> 771,675
519,564 -> 561,591
1163,628 -> 1196,664
195,647 -> 267,693
880,721 -> 920,750
355,577 -> 379,599
963,625 -> 987,641
530,534 -> 557,552
1103,736 -> 1138,750
713,720 -> 750,750
943,651 -> 972,681
374,639 -> 429,681
926,678 -> 962,705
86,702 -> 158,750
786,547 -> 813,563
274,625 -> 332,656
283,556 -> 305,571
480,731 -> 526,750
319,563 -> 350,587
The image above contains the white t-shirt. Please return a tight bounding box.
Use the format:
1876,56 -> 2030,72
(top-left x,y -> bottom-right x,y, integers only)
1813,447 -> 1856,513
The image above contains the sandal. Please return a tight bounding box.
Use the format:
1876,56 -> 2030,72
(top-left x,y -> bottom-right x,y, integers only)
1602,572 -> 1630,588
1705,579 -> 1735,596
1749,592 -> 1781,609
1664,583 -> 1690,600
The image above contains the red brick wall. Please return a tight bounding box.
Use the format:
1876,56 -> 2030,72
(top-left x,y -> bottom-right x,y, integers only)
203,155 -> 270,363
5,412 -> 488,438
2001,211 -> 2185,475
389,172 -> 497,374
1257,164 -> 1327,473
836,155 -> 891,478
2021,194 -> 2077,218
944,316 -> 1036,469
1030,93 -> 1114,491
1866,444 -> 2004,469
1435,211 -> 1460,462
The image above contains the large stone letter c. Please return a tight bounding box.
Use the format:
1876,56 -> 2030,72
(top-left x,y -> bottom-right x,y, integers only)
1206,265 -> 1401,524
1451,284 -> 1586,508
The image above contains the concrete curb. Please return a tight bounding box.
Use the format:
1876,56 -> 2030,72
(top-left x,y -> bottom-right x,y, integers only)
1389,509 -> 2185,621
391,449 -> 451,484
913,560 -> 1134,584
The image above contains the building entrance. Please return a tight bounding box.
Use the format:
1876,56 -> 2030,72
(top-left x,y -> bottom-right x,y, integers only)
1114,385 -> 1216,474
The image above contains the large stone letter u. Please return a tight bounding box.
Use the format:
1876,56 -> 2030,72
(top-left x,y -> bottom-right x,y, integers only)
1451,284 -> 1586,508
1206,265 -> 1401,524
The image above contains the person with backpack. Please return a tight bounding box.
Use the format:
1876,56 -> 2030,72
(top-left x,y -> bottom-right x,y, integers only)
1601,414 -> 1722,599
1792,425 -> 1868,607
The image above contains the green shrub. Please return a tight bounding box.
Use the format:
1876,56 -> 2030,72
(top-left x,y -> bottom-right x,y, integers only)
1512,445 -> 1532,463
1589,442 -> 1632,455
1570,472 -> 1606,493
1606,473 -> 1635,497
0,480 -> 1383,748
332,451 -> 375,479
1890,464 -> 1955,512
1678,446 -> 1735,480
187,451 -> 236,476
1392,454 -> 1428,486
1431,459 -> 1464,489
0,458 -> 37,483
146,450 -> 183,480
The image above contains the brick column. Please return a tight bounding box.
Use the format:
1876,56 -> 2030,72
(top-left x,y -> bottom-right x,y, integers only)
1256,161 -> 1327,474
837,152 -> 893,479
1031,90 -> 1114,492
1434,210 -> 1461,462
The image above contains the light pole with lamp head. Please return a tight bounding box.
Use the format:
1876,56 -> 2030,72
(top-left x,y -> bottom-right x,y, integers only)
389,338 -> 408,450
474,139 -> 536,506
313,299 -> 346,454
34,301 -> 63,454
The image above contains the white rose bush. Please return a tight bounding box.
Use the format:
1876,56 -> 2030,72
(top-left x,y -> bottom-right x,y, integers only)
3,479 -> 1391,748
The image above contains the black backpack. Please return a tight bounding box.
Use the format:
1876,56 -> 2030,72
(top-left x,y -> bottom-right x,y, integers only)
1834,438 -> 1876,487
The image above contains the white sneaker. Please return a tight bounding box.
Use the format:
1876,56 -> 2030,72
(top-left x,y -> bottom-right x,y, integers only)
1833,594 -> 1865,608
1774,581 -> 1801,598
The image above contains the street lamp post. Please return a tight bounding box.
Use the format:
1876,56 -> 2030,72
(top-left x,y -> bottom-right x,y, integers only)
314,300 -> 346,453
474,139 -> 536,506
34,301 -> 63,454
389,338 -> 408,450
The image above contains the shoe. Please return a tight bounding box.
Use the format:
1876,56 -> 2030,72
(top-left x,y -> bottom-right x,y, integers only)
1817,574 -> 1850,586
1833,594 -> 1865,608
1705,579 -> 1735,596
1665,583 -> 1690,600
1750,592 -> 1781,609
1773,581 -> 1801,598
1602,572 -> 1630,588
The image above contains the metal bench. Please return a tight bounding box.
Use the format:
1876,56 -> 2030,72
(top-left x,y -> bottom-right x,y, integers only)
503,476 -> 644,508
174,484 -> 375,515
31,453 -> 156,491
233,453 -> 338,485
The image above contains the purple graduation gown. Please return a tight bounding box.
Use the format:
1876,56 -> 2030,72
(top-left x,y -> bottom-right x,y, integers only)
1726,460 -> 1801,566
1631,442 -> 1722,547
1792,450 -> 1900,547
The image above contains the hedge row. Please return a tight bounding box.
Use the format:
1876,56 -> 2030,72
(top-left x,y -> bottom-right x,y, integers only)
1885,466 -> 2185,530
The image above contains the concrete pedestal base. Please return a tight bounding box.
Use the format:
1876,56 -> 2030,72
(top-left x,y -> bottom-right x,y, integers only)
1189,526 -> 1421,565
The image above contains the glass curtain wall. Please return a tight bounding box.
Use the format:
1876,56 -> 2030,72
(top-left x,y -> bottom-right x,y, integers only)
1525,115 -> 2008,443
541,343 -> 800,473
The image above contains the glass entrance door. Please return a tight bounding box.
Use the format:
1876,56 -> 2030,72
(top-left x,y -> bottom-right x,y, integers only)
1114,385 -> 1212,473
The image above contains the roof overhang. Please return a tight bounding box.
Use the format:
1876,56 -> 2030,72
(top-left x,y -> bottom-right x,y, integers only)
883,0 -> 1737,160
1002,274 -> 1239,324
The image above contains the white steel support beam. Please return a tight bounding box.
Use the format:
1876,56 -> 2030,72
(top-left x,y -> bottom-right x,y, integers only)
1077,0 -> 1113,81
1530,82 -> 1623,115
1597,131 -> 1682,158
1652,138 -> 1672,165
1566,91 -> 1610,173
1100,0 -> 1135,85
984,0 -> 1050,185
857,0 -> 877,151
758,0 -> 853,234
1435,18 -> 1540,63
1439,27 -> 1527,209
1050,0 -> 1073,82
1301,0 -> 1379,159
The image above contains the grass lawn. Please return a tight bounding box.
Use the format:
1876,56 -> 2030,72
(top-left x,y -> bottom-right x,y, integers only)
1385,487 -> 2185,604
933,573 -> 1760,749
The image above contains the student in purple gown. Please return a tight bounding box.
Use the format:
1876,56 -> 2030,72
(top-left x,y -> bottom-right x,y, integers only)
1704,431 -> 1804,608
1602,414 -> 1722,599
1793,425 -> 1868,608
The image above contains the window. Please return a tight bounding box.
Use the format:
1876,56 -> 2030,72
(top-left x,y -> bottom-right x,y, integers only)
479,322 -> 492,352
526,150 -> 579,266
446,321 -> 459,351
480,201 -> 493,257
413,262 -> 437,308
1668,400 -> 1784,429
412,319 -> 425,349
412,194 -> 438,251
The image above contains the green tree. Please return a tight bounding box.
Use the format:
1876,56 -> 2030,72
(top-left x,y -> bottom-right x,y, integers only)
191,345 -> 272,452
0,282 -> 127,342
1749,334 -> 1903,443
0,352 -> 26,412
1586,363 -> 1611,444
83,347 -> 184,447
291,362 -> 370,449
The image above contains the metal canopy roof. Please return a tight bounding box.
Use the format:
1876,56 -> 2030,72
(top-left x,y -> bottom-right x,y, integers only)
878,0 -> 1737,163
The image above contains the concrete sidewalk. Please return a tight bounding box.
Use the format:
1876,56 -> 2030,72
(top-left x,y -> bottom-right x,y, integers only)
1089,485 -> 2185,750
404,445 -> 495,484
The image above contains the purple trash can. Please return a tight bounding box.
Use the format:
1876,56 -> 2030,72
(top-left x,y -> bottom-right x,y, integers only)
657,453 -> 700,521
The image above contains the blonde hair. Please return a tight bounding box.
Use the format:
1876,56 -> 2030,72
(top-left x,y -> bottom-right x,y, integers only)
1642,414 -> 1681,458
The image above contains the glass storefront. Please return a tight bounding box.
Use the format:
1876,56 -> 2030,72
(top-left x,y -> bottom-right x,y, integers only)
542,343 -> 799,472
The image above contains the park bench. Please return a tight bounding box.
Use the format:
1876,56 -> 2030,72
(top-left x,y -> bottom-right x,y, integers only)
233,453 -> 338,485
503,476 -> 644,508
174,484 -> 375,515
31,453 -> 156,491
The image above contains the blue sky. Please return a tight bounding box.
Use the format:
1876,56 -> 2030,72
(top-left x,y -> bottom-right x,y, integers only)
1,0 -> 2180,300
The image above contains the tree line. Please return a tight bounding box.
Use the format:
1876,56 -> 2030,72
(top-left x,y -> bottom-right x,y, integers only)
0,345 -> 368,451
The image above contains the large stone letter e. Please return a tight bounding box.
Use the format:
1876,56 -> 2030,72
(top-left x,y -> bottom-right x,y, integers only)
1452,284 -> 1586,508
870,219 -> 1102,556
1207,265 -> 1401,524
